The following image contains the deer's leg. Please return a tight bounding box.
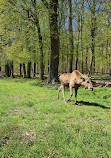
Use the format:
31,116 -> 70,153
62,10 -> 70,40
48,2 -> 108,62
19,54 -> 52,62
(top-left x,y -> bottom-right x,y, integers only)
57,85 -> 62,99
57,84 -> 66,103
62,85 -> 66,103
66,86 -> 73,102
75,88 -> 78,105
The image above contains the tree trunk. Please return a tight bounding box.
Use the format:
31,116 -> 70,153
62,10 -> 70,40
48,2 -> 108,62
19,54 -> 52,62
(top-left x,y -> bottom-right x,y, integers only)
5,61 -> 10,77
27,62 -> 31,78
5,60 -> 14,77
89,0 -> 96,74
75,4 -> 80,70
10,60 -> 14,78
41,0 -> 59,82
67,0 -> 74,73
23,63 -> 26,78
20,63 -> 22,76
86,46 -> 88,73
90,38 -> 95,74
48,51 -> 50,74
109,54 -> 111,75
33,63 -> 36,78
75,44 -> 79,70
34,0 -> 44,80
48,0 -> 59,83
81,0 -> 84,73
106,17 -> 110,73
109,67 -> 111,75
0,61 -> 1,72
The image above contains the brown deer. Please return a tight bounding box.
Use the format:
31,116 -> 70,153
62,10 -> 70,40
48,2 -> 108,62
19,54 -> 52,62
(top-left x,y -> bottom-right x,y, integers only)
57,70 -> 93,104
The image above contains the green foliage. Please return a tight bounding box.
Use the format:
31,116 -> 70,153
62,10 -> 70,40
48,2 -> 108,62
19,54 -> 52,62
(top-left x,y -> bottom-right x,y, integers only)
0,79 -> 111,157
0,0 -> 111,75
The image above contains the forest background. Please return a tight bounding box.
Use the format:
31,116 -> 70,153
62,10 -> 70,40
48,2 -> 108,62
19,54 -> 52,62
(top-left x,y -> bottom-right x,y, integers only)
0,0 -> 111,83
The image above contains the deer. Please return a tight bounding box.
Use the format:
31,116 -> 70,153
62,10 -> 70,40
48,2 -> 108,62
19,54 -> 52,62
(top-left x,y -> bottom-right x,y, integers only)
57,70 -> 93,105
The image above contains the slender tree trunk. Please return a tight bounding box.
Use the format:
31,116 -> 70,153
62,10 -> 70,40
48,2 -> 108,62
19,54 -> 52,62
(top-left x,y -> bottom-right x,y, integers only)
27,62 -> 31,78
106,17 -> 110,73
102,45 -> 104,73
109,61 -> 111,75
75,44 -> 79,70
48,0 -> 59,83
61,53 -> 64,73
109,53 -> 111,75
37,62 -> 39,74
89,0 -> 96,74
106,39 -> 108,73
81,0 -> 84,73
33,63 -> 36,78
81,32 -> 84,73
0,61 -> 1,72
75,5 -> 80,70
23,63 -> 26,78
10,60 -> 14,78
67,0 -> 74,73
34,0 -> 44,80
48,51 -> 50,74
20,63 -> 22,76
5,61 -> 10,77
86,46 -> 88,73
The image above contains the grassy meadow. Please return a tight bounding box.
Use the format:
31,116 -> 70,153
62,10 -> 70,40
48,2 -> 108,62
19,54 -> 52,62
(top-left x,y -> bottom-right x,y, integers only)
0,78 -> 111,158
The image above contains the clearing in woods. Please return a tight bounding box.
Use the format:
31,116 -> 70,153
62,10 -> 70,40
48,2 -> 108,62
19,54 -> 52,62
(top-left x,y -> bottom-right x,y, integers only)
0,78 -> 111,157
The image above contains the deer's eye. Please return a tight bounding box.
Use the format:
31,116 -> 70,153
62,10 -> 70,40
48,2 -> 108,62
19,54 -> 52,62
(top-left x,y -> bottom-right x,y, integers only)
87,81 -> 89,83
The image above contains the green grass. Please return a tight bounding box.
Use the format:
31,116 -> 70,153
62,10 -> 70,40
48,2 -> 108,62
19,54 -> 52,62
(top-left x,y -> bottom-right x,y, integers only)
0,78 -> 111,158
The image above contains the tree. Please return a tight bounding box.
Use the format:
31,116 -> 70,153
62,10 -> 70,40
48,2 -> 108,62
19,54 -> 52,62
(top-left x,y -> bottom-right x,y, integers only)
42,0 -> 59,83
87,0 -> 96,74
32,0 -> 44,80
74,0 -> 81,70
0,0 -> 110,78
80,0 -> 84,73
67,0 -> 74,73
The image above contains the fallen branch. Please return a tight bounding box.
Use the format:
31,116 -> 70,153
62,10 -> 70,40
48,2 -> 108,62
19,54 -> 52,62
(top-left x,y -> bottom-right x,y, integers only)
92,80 -> 111,87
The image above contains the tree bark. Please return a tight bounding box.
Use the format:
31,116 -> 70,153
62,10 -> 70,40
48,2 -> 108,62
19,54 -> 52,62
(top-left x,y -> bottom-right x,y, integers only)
75,3 -> 80,70
33,0 -> 44,80
48,0 -> 59,83
67,0 -> 74,73
86,46 -> 88,73
42,0 -> 59,83
10,60 -> 14,78
33,62 -> 36,78
5,61 -> 10,77
109,54 -> 111,75
20,63 -> 22,76
81,0 -> 84,73
106,17 -> 110,73
23,63 -> 26,78
0,61 -> 1,72
89,0 -> 96,74
27,62 -> 31,78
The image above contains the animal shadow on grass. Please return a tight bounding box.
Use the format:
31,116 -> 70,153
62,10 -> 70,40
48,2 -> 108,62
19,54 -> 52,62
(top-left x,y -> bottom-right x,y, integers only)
77,101 -> 110,109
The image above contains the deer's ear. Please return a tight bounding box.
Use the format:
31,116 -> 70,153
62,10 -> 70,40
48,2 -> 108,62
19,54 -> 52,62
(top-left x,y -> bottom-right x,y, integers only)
80,77 -> 85,81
